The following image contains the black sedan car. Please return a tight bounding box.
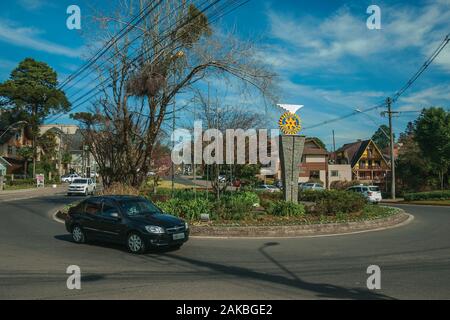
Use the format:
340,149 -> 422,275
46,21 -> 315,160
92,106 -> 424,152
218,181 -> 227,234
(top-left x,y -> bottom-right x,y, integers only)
65,195 -> 189,253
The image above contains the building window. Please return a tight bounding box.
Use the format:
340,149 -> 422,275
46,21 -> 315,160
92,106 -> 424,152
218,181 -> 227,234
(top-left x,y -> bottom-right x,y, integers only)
7,146 -> 13,155
331,170 -> 339,177
309,170 -> 320,179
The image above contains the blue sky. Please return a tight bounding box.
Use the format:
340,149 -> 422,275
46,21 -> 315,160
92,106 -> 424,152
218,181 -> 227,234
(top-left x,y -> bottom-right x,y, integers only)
0,0 -> 449,150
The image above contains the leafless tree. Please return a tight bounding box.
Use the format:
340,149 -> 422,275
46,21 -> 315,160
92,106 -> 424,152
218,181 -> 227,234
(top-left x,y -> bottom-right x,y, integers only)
73,0 -> 276,188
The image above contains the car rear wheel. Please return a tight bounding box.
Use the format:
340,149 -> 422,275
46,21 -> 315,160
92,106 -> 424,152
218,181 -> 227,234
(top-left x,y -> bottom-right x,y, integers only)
72,225 -> 86,244
127,232 -> 146,254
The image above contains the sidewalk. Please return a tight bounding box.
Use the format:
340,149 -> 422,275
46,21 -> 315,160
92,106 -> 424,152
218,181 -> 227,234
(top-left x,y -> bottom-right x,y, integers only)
0,184 -> 67,202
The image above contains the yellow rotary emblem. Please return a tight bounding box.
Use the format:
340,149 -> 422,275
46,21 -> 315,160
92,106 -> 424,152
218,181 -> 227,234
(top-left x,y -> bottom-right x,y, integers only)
279,112 -> 302,135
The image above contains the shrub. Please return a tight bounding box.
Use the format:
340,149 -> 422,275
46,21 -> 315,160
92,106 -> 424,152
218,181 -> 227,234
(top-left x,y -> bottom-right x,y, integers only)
298,190 -> 327,202
101,183 -> 140,196
299,190 -> 366,215
404,190 -> 450,201
219,191 -> 260,220
268,201 -> 305,217
156,198 -> 213,221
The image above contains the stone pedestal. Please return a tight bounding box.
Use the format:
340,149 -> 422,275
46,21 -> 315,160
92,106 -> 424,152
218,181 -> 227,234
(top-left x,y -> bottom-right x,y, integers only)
279,135 -> 305,203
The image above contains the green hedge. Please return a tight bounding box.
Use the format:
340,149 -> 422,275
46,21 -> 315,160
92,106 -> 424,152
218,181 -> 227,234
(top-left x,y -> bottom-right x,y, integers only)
299,190 -> 367,215
404,190 -> 450,201
155,191 -> 260,221
267,201 -> 305,217
155,198 -> 213,220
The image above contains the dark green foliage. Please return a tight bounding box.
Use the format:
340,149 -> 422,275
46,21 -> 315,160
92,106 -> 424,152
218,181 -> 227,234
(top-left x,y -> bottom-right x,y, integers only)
403,190 -> 450,201
371,125 -> 392,151
299,190 -> 366,215
267,201 -> 305,217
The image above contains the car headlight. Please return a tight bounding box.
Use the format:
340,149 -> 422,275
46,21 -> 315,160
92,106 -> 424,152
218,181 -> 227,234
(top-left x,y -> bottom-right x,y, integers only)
185,222 -> 189,230
145,225 -> 165,234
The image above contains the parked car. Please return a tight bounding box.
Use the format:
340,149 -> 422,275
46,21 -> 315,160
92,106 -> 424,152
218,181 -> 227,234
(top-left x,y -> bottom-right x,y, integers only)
65,195 -> 189,253
346,185 -> 382,203
301,183 -> 325,191
62,174 -> 80,183
256,184 -> 281,193
67,178 -> 96,196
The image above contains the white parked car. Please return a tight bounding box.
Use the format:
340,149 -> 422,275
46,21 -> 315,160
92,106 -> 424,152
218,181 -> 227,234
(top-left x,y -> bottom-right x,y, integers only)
62,174 -> 80,183
347,185 -> 382,203
67,178 -> 96,196
302,183 -> 325,191
256,184 -> 281,193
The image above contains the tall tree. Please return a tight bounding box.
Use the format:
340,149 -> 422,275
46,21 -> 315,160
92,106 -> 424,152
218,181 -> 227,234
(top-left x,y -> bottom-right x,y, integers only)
414,107 -> 450,190
396,122 -> 433,192
0,58 -> 71,176
75,1 -> 275,188
371,124 -> 393,151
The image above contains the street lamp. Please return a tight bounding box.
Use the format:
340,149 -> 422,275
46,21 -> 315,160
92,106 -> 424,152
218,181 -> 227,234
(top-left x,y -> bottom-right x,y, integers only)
0,121 -> 28,140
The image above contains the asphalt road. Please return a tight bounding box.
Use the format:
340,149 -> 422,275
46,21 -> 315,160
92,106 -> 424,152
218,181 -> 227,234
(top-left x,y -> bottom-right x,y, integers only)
0,196 -> 449,300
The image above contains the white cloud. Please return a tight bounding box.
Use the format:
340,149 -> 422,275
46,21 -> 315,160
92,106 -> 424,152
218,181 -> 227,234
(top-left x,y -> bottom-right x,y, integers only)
264,0 -> 450,72
397,84 -> 450,109
17,0 -> 46,11
0,19 -> 84,58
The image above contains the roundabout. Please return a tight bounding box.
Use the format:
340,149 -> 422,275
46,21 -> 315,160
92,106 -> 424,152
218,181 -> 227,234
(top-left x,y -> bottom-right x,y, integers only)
0,195 -> 449,299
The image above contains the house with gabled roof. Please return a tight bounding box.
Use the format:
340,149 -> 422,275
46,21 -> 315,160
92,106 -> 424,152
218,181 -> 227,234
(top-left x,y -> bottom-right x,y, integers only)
333,139 -> 390,185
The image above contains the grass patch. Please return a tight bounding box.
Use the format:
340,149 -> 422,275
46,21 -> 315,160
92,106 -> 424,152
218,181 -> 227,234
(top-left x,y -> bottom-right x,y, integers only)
402,200 -> 450,206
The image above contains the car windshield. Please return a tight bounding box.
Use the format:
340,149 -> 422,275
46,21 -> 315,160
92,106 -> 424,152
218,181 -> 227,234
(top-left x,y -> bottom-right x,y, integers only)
369,186 -> 380,192
73,179 -> 87,184
119,199 -> 162,217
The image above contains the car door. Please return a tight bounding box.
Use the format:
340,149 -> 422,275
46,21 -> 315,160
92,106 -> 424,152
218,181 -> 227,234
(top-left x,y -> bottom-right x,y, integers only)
81,198 -> 103,239
96,199 -> 127,243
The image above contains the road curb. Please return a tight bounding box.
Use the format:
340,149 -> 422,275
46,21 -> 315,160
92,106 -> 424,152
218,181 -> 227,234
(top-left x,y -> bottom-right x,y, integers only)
190,209 -> 413,239
52,207 -> 414,239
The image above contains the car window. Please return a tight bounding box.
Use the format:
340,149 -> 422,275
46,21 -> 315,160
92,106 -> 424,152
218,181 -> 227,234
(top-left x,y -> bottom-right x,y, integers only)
73,179 -> 88,184
71,201 -> 86,214
101,199 -> 120,218
85,199 -> 102,215
369,186 -> 380,192
119,198 -> 162,217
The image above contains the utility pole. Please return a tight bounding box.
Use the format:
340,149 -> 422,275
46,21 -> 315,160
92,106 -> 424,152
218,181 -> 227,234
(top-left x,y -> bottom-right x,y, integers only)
385,97 -> 398,200
332,130 -> 336,162
171,98 -> 175,197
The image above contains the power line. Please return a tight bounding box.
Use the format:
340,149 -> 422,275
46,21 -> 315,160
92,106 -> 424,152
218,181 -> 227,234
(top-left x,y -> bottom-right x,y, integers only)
49,0 -> 220,123
303,33 -> 450,131
58,0 -> 163,90
392,33 -> 450,103
49,0 -> 248,123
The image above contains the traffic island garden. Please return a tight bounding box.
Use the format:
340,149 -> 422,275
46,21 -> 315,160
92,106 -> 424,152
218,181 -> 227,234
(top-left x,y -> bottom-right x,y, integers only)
402,190 -> 450,206
56,187 -> 410,237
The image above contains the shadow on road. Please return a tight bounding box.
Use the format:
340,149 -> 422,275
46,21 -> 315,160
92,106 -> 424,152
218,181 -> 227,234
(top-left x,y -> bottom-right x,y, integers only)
161,242 -> 395,300
54,234 -> 182,254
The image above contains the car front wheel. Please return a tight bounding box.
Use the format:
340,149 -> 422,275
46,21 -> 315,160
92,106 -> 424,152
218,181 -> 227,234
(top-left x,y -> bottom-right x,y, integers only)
72,225 -> 86,244
127,232 -> 146,254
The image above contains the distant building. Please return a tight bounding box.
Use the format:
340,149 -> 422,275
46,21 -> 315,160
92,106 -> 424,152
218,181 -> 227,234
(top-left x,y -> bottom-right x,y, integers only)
0,126 -> 33,175
333,139 -> 390,187
327,164 -> 352,188
298,138 -> 328,184
260,138 -> 352,188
